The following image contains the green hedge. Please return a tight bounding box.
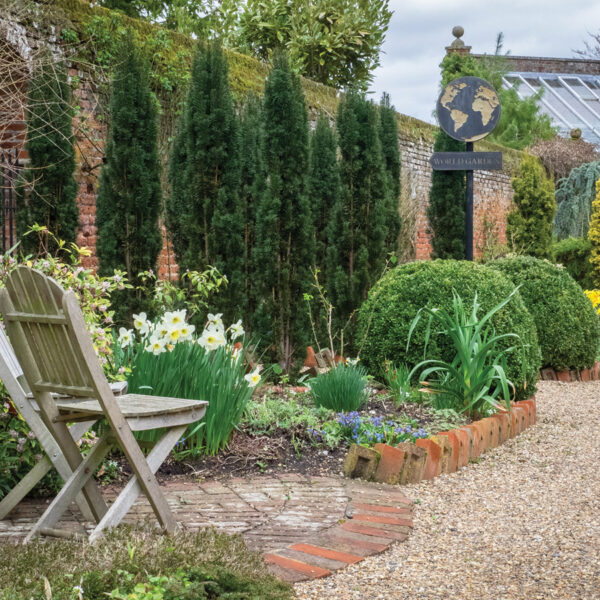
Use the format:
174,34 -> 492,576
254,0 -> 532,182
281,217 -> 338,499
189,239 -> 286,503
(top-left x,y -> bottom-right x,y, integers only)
488,256 -> 600,371
552,237 -> 594,289
357,260 -> 541,401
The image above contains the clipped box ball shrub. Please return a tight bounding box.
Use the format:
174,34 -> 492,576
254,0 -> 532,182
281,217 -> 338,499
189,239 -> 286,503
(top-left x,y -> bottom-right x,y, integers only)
487,256 -> 600,371
357,260 -> 541,401
552,237 -> 594,289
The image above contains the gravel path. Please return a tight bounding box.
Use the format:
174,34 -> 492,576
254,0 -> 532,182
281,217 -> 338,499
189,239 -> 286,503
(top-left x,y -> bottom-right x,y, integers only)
295,381 -> 600,599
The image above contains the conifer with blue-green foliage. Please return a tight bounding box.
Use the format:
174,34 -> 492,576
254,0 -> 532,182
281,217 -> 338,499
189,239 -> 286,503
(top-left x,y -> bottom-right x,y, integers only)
16,56 -> 78,254
252,53 -> 314,369
166,41 -> 243,322
96,37 -> 162,317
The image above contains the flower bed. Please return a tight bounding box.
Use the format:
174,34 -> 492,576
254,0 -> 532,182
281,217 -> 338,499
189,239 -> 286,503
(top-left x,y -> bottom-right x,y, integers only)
343,398 -> 537,486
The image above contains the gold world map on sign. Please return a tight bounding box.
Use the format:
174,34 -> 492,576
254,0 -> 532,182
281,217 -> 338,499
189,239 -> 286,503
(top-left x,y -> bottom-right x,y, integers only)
436,76 -> 501,142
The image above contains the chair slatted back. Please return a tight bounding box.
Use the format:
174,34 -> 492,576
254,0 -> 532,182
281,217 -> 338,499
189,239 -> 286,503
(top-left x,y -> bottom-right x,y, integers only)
0,267 -> 114,409
0,325 -> 31,396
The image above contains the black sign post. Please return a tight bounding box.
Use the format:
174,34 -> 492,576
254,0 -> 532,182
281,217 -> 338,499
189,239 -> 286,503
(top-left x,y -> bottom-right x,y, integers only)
433,76 -> 503,260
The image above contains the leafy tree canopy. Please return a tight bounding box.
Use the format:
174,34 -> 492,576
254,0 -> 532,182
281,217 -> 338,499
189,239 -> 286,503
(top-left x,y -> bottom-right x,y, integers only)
440,35 -> 556,150
99,0 -> 392,89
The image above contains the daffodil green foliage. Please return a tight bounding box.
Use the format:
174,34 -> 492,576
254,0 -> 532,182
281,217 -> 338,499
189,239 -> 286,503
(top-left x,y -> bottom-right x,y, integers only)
554,161 -> 600,240
96,37 -> 163,322
357,260 -> 541,401
427,131 -> 466,259
16,56 -> 78,255
252,53 -> 314,369
587,176 -> 600,288
167,41 -> 244,323
308,363 -> 369,412
506,154 -> 556,259
326,90 -> 391,338
488,256 -> 600,371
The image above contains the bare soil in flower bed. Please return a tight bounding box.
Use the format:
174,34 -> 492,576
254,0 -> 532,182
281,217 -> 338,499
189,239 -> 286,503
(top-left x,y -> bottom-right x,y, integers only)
100,388 -> 467,486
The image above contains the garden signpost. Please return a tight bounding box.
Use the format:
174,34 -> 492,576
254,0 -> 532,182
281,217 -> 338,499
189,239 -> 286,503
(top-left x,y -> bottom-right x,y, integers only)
430,76 -> 502,260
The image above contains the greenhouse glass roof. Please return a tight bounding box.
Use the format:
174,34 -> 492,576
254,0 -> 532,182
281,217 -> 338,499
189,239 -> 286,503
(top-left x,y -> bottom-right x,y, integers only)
503,72 -> 600,146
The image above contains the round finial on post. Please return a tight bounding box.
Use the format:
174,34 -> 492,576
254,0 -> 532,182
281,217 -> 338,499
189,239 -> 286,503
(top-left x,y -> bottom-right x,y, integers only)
570,128 -> 582,140
452,25 -> 465,40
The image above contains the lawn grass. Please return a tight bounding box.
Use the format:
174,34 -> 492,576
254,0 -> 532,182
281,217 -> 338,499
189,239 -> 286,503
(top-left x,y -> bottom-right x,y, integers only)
0,525 -> 292,600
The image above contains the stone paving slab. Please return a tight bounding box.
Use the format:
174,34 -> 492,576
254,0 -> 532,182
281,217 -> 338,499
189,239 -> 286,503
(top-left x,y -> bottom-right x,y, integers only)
0,474 -> 413,582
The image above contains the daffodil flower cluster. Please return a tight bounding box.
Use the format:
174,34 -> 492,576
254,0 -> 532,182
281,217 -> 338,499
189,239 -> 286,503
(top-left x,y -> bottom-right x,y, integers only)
116,310 -> 262,388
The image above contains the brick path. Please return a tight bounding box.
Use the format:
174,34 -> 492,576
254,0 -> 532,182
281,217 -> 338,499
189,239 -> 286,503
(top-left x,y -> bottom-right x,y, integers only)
0,474 -> 413,582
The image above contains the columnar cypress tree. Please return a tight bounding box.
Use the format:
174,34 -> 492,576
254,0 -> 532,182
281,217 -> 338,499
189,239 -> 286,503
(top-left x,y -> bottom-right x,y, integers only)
252,53 -> 314,369
167,41 -> 243,321
507,154 -> 556,258
239,95 -> 265,321
378,92 -> 401,251
308,113 -> 340,274
96,37 -> 162,318
427,131 -> 466,259
327,90 -> 388,332
16,57 -> 78,254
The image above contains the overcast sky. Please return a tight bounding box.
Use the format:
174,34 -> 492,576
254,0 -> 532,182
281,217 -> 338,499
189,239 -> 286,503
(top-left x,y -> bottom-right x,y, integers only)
370,0 -> 600,123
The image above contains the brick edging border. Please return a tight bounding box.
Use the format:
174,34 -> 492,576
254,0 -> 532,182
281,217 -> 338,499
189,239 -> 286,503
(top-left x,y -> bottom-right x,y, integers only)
540,362 -> 600,382
264,481 -> 414,583
344,397 -> 537,486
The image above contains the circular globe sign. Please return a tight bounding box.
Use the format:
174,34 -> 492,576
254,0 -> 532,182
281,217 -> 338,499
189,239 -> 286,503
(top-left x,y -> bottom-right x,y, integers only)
436,76 -> 501,142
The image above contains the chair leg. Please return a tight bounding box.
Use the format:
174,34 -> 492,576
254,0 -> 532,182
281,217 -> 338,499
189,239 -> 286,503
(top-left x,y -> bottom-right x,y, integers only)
89,425 -> 186,543
24,433 -> 113,543
0,457 -> 52,520
0,427 -> 97,522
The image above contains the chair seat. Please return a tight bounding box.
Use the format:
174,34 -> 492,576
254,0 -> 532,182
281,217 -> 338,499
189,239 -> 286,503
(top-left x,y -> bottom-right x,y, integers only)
56,394 -> 208,431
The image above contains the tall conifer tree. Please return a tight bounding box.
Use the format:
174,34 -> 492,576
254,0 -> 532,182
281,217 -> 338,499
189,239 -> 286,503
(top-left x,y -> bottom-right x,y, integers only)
308,113 -> 340,274
252,53 -> 314,369
167,41 -> 243,321
16,57 -> 78,254
96,37 -> 162,319
239,95 -> 265,321
427,131 -> 466,259
378,92 -> 401,251
327,90 -> 388,333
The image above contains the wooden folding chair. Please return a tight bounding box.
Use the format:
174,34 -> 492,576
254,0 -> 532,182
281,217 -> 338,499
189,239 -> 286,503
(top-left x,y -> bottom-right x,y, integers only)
0,266 -> 207,542
0,327 -> 126,521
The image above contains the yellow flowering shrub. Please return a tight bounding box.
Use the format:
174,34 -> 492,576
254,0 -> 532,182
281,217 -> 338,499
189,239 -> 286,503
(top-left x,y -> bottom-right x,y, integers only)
584,289 -> 600,314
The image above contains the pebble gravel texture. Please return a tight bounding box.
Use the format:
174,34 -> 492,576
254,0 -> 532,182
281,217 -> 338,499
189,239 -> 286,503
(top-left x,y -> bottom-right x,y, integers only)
295,381 -> 600,599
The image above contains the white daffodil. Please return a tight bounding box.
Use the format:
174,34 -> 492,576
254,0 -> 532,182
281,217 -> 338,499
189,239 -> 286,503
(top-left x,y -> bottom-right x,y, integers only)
166,327 -> 182,344
180,323 -> 195,340
231,346 -> 241,362
145,335 -> 166,355
207,312 -> 223,329
198,328 -> 226,351
164,309 -> 187,328
244,367 -> 261,388
117,327 -> 134,348
156,322 -> 170,339
346,356 -> 360,366
228,319 -> 245,340
132,312 -> 150,335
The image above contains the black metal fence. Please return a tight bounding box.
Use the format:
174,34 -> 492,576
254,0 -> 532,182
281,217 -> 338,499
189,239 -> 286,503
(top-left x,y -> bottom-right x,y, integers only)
1,148 -> 21,253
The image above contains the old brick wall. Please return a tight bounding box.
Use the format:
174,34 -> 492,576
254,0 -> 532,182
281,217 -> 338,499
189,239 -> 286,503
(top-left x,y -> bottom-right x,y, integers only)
400,131 -> 513,261
0,10 -> 516,278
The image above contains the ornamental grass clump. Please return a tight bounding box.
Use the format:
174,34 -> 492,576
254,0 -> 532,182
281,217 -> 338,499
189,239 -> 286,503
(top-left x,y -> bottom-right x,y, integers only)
114,311 -> 259,455
308,362 -> 368,412
408,289 -> 523,418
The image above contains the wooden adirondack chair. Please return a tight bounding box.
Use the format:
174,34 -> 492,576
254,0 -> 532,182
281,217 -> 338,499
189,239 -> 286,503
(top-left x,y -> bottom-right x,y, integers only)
0,326 -> 126,521
0,266 -> 207,542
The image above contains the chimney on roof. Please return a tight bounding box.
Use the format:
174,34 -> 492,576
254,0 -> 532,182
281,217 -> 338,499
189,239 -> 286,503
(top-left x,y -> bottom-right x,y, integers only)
446,26 -> 471,56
